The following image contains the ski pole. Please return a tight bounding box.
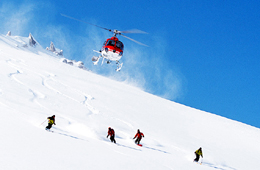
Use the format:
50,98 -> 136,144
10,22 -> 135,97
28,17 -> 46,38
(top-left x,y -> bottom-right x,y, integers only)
40,119 -> 47,126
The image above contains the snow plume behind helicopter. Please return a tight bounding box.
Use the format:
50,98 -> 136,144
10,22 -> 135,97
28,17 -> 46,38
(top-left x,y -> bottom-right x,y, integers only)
0,1 -> 185,101
82,25 -> 185,101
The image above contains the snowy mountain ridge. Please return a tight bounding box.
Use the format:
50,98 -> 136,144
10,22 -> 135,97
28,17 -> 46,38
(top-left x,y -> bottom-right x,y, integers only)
0,34 -> 260,170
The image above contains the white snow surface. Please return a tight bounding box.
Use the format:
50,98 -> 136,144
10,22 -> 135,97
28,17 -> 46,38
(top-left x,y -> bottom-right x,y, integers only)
0,34 -> 260,170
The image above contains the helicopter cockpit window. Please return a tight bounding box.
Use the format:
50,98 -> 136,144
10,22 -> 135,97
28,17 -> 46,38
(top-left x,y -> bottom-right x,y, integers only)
107,40 -> 115,46
116,41 -> 124,50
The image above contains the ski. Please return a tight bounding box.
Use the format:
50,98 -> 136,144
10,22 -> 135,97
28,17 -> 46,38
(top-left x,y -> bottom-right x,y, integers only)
45,128 -> 54,133
194,161 -> 202,165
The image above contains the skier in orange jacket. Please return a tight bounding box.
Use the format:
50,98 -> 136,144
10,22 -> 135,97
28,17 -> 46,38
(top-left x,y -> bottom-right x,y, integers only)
133,129 -> 144,145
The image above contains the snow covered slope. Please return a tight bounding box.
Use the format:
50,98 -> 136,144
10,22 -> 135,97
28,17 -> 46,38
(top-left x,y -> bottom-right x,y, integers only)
0,34 -> 260,170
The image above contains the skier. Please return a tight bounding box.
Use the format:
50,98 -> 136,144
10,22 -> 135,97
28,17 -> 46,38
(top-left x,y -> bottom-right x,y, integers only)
107,127 -> 116,143
194,147 -> 203,162
133,129 -> 144,145
45,115 -> 56,130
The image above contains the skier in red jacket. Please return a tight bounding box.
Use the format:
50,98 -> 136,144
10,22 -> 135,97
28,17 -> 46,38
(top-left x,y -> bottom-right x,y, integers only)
107,127 -> 116,143
133,129 -> 144,145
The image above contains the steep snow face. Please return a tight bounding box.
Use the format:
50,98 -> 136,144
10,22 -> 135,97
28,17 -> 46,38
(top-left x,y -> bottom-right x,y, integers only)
0,34 -> 260,170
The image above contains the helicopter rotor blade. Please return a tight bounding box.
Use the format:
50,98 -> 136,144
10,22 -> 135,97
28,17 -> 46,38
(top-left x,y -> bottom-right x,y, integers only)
60,13 -> 112,32
120,29 -> 148,34
121,34 -> 149,47
61,13 -> 148,47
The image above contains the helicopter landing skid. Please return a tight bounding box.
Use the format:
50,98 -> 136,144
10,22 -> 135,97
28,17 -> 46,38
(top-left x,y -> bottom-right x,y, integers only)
92,56 -> 100,65
116,62 -> 123,71
92,54 -> 122,71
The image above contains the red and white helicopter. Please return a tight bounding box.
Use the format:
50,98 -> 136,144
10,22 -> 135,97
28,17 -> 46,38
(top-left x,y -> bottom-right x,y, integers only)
61,14 -> 148,71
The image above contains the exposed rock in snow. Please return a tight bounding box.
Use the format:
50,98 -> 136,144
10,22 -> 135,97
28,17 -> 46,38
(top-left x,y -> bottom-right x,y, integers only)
29,33 -> 37,46
6,31 -> 11,36
50,41 -> 56,52
46,41 -> 63,56
60,58 -> 85,69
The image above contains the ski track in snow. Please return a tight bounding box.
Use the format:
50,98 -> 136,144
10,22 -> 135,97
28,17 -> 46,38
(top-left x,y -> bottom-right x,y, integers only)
8,69 -> 24,85
4,50 -> 186,163
1,37 -> 20,49
5,58 -> 102,141
50,126 -> 88,142
28,89 -> 45,104
0,101 -> 8,107
115,143 -> 142,152
202,162 -> 237,170
0,89 -> 7,107
6,58 -> 99,116
42,73 -> 99,115
115,117 -> 134,129
1,35 -> 260,170
142,145 -> 169,154
0,89 -> 9,108
7,59 -> 46,106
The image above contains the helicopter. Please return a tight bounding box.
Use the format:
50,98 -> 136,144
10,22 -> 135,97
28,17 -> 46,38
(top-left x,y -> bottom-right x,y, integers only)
61,14 -> 148,71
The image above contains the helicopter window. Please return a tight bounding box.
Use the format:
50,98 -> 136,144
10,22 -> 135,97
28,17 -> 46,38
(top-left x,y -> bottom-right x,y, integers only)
116,41 -> 124,50
107,40 -> 115,46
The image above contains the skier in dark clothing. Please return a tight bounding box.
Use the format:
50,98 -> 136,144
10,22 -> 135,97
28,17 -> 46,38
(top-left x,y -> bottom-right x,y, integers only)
194,147 -> 203,162
133,129 -> 144,145
107,127 -> 116,143
45,115 -> 56,130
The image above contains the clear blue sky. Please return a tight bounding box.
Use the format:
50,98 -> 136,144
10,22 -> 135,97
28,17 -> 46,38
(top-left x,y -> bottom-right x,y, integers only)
1,0 -> 260,128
